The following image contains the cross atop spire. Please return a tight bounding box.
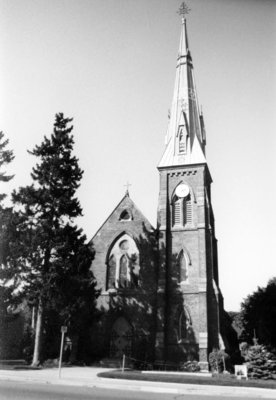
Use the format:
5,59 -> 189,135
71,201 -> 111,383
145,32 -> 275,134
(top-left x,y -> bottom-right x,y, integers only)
178,2 -> 191,22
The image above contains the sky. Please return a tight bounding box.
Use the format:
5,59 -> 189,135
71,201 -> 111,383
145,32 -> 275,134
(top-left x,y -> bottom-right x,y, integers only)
1,0 -> 275,311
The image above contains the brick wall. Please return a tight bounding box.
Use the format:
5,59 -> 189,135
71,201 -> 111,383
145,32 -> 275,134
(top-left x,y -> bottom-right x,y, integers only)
157,164 -> 220,363
90,194 -> 158,361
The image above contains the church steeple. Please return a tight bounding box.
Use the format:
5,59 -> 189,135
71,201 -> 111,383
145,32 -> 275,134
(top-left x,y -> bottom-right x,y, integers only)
158,12 -> 206,168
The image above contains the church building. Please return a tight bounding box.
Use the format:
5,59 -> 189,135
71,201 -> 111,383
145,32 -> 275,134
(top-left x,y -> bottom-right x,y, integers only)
90,10 -> 225,370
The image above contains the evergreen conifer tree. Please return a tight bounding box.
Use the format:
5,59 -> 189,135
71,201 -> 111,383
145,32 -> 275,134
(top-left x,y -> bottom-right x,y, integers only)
0,131 -> 16,357
7,114 -> 97,366
244,344 -> 276,379
0,130 -> 15,259
0,131 -> 14,202
0,131 -> 15,289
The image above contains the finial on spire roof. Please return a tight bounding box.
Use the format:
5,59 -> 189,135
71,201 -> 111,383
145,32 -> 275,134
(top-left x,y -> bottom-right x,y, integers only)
178,2 -> 191,23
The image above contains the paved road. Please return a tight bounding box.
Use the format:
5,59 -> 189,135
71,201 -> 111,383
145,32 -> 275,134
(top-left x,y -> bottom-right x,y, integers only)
0,379 -> 275,400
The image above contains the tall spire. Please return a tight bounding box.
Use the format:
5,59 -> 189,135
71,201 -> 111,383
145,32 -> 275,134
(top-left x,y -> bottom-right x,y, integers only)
158,5 -> 206,168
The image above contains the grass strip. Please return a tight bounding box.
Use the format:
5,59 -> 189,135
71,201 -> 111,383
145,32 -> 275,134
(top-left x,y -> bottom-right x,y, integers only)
98,370 -> 276,390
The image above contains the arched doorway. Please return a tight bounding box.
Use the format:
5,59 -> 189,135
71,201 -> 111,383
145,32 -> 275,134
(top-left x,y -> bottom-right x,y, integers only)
110,317 -> 132,358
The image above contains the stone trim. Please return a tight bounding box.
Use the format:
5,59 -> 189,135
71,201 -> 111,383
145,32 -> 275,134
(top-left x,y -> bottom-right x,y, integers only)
169,170 -> 197,177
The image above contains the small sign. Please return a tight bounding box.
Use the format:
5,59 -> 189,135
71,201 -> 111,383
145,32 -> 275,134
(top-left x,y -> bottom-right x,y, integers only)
235,364 -> 248,379
61,326 -> 67,333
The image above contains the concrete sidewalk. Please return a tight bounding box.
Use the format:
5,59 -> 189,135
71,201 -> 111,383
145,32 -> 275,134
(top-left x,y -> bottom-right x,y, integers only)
0,366 -> 275,398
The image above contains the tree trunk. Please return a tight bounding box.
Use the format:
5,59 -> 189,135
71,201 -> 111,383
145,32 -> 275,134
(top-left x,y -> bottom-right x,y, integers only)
31,306 -> 36,330
31,301 -> 43,367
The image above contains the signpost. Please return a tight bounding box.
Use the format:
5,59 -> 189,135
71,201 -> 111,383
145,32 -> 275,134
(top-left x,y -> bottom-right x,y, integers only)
58,326 -> 67,378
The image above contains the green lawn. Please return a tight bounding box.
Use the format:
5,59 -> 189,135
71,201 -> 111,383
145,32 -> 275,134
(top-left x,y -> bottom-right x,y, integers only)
98,369 -> 276,390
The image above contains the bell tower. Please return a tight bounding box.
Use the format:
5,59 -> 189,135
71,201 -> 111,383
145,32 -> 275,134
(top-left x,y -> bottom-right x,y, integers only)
156,4 -> 223,370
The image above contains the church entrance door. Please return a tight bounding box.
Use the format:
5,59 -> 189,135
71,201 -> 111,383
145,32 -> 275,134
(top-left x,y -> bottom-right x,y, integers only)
110,317 -> 132,358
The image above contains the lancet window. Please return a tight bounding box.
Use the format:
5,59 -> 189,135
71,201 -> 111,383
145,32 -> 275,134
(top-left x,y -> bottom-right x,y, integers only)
178,307 -> 191,341
175,306 -> 192,343
119,255 -> 128,287
178,250 -> 189,283
107,255 -> 116,289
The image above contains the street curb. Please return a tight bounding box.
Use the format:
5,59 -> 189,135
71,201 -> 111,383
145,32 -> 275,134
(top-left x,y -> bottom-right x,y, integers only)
0,373 -> 276,398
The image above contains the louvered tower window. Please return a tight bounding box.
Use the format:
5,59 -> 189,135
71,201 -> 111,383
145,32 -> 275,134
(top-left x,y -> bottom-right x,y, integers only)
172,194 -> 192,227
173,198 -> 182,225
183,194 -> 192,225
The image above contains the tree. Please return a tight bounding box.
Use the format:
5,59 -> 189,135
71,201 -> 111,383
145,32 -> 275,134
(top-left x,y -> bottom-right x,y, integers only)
0,131 -> 15,300
0,132 -> 17,358
243,343 -> 276,380
6,114 -> 97,365
0,131 -> 15,263
240,278 -> 276,347
42,224 -> 99,363
0,131 -> 14,202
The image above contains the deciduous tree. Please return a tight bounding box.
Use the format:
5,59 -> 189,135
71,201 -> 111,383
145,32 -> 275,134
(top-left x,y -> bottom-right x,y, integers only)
240,278 -> 276,347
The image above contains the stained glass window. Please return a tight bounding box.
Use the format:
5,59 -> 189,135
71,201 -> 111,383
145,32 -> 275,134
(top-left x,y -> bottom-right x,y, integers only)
107,255 -> 116,289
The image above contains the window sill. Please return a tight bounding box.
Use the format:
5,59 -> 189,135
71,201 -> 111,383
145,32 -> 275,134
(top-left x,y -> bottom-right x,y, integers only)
171,225 -> 195,231
104,287 -> 140,296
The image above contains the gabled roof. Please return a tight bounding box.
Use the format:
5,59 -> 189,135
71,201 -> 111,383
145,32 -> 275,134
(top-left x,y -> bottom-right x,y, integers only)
91,192 -> 155,242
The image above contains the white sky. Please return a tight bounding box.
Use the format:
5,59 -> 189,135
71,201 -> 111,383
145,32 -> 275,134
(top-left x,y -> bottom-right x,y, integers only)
1,0 -> 276,311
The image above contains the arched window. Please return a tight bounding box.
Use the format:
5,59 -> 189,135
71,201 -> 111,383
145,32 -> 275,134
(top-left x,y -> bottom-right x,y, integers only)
119,255 -> 128,287
107,255 -> 116,289
172,193 -> 192,227
178,250 -> 188,282
106,233 -> 140,290
177,307 -> 192,342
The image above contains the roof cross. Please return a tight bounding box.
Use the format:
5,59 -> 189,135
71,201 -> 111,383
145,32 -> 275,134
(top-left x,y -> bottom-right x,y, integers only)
124,181 -> 132,195
177,2 -> 191,19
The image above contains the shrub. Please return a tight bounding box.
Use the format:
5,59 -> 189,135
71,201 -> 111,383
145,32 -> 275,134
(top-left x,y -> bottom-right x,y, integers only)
180,360 -> 200,372
243,344 -> 276,380
209,349 -> 230,373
